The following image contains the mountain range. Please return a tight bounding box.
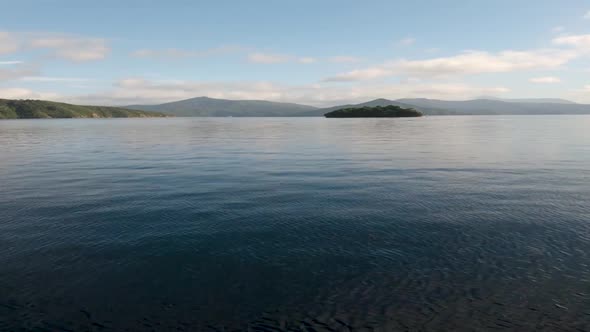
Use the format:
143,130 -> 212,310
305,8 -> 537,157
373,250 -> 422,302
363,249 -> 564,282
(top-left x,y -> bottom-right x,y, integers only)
127,97 -> 316,117
3,96 -> 590,119
0,99 -> 167,119
126,96 -> 590,117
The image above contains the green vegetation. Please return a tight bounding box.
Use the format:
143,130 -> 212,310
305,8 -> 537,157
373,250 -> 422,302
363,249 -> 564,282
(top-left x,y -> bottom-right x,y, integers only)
324,105 -> 423,118
0,99 -> 169,119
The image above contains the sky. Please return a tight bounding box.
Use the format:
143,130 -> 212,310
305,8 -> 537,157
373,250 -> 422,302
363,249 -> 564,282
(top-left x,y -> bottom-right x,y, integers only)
1,0 -> 590,106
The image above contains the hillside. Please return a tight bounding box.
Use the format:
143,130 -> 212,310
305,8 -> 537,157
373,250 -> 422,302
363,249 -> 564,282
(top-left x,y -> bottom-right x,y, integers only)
127,96 -> 318,117
0,99 -> 168,119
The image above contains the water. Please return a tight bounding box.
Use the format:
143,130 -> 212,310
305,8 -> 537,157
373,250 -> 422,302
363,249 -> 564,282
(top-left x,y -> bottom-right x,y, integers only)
1,116 -> 590,331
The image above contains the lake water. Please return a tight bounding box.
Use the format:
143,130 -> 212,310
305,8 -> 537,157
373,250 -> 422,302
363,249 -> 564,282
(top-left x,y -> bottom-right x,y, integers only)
1,116 -> 590,331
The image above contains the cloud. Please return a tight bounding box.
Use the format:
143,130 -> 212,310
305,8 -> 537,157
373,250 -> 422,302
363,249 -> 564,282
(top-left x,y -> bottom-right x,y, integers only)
529,76 -> 561,84
0,63 -> 40,81
0,31 -> 110,61
564,85 -> 590,104
325,67 -> 391,81
131,45 -> 245,59
570,85 -> 590,103
132,48 -> 355,65
298,57 -> 317,64
29,35 -> 110,61
328,56 -> 361,63
397,37 -> 416,46
20,76 -> 91,82
553,34 -> 590,50
247,52 -> 317,64
133,47 -> 329,64
0,32 -> 20,55
40,77 -> 508,107
0,87 -> 61,100
584,11 -> 590,19
325,49 -> 578,81
551,26 -> 565,33
247,52 -> 291,64
117,78 -> 155,88
0,60 -> 23,65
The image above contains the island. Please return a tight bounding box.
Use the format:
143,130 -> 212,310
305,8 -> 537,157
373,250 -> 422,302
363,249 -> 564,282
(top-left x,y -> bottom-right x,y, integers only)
0,99 -> 169,119
324,105 -> 423,118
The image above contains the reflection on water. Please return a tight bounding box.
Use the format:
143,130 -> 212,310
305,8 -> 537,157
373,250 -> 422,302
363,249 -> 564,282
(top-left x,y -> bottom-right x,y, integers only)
1,116 -> 590,331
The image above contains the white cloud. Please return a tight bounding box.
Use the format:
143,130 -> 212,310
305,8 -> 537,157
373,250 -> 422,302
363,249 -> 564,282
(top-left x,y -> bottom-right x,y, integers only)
29,35 -> 110,61
0,32 -> 20,55
131,45 -> 245,59
248,52 -> 291,64
36,77 -> 508,107
134,49 -> 200,58
0,60 -> 23,65
553,34 -> 590,50
564,85 -> 590,104
325,49 -> 578,81
551,26 -> 565,33
117,78 -> 149,88
247,52 -> 317,64
398,37 -> 416,46
325,67 -> 391,81
298,57 -> 317,64
20,76 -> 90,82
0,64 -> 39,81
571,85 -> 590,102
328,56 -> 361,63
529,76 -> 561,84
0,87 -> 61,100
0,31 -> 110,61
133,48 -> 350,65
584,11 -> 590,19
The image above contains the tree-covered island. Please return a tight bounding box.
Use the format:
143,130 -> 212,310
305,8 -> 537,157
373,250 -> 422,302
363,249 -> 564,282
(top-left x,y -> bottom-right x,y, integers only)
324,105 -> 423,118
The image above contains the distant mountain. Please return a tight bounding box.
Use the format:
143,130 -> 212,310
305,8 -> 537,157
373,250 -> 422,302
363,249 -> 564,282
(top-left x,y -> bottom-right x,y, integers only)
124,96 -> 590,117
396,98 -> 590,115
0,99 -> 168,119
127,96 -> 318,117
298,98 -> 455,116
476,96 -> 576,105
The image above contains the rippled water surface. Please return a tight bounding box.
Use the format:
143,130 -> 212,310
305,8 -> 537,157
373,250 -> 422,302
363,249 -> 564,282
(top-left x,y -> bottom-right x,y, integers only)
1,116 -> 590,331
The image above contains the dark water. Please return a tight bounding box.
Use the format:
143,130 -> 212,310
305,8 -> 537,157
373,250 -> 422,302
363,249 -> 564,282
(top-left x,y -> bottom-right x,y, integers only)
1,116 -> 590,331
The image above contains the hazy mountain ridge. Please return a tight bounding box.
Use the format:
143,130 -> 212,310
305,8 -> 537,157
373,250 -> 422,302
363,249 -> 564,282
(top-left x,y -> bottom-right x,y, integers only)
476,96 -> 577,104
301,98 -> 460,116
127,96 -> 318,117
0,99 -> 168,119
4,96 -> 590,119
127,96 -> 590,117
397,98 -> 590,115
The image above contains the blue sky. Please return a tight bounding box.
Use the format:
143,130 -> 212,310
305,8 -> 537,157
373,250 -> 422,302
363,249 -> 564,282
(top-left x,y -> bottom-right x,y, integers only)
1,0 -> 590,106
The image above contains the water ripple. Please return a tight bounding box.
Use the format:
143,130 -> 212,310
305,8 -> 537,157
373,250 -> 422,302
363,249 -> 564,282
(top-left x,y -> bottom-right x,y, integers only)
1,117 -> 590,331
